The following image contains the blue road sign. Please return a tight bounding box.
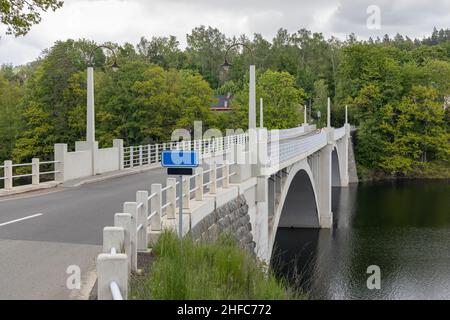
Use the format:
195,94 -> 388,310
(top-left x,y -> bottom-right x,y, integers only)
161,150 -> 199,168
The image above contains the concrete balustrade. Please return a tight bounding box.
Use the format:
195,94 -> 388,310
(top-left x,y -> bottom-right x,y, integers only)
103,227 -> 125,254
209,162 -> 217,194
31,158 -> 39,185
0,158 -> 60,193
183,176 -> 190,209
97,253 -> 128,300
195,167 -> 203,201
114,213 -> 132,272
4,160 -> 12,190
123,202 -> 138,272
95,125 -> 353,300
136,191 -> 149,252
166,178 -> 177,219
113,139 -> 124,170
150,184 -> 162,231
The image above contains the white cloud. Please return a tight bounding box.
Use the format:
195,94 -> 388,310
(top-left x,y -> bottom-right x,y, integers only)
0,0 -> 449,65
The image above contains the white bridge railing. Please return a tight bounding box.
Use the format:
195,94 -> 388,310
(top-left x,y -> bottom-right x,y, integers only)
0,159 -> 60,191
269,130 -> 327,166
334,127 -> 346,140
123,134 -> 248,168
96,157 -> 236,300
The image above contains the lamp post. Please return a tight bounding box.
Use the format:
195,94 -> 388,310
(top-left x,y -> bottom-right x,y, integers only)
86,45 -> 119,145
221,43 -> 256,130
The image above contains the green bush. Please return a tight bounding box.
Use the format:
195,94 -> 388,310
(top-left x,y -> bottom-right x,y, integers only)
130,231 -> 304,300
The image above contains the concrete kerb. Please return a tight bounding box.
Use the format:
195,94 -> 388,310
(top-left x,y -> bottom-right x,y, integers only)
64,163 -> 161,188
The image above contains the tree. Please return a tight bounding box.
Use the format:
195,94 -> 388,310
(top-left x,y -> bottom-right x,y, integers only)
0,0 -> 63,37
186,26 -> 229,89
137,36 -> 186,69
0,74 -> 22,160
230,70 -> 306,130
312,79 -> 329,127
380,86 -> 449,176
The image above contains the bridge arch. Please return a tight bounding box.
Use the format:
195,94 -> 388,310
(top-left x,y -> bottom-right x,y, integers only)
332,146 -> 341,187
269,159 -> 320,259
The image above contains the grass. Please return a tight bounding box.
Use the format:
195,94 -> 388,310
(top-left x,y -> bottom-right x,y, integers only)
129,231 -> 304,300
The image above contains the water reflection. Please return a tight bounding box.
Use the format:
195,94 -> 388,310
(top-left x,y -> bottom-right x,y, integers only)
272,180 -> 450,300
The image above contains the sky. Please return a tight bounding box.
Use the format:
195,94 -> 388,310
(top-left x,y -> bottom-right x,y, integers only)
0,0 -> 449,65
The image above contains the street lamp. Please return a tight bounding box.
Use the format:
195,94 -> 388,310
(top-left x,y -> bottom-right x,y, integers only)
85,45 -> 119,145
221,43 -> 256,130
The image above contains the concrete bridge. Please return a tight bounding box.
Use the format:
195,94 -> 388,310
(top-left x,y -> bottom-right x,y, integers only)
95,115 -> 356,299
0,100 -> 356,300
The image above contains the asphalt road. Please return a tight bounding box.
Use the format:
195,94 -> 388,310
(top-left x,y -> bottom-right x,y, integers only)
0,168 -> 167,300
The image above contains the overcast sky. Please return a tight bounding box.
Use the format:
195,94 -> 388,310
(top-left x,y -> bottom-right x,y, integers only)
1,0 -> 449,65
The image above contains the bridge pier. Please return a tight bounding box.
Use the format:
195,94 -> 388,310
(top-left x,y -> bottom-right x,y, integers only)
317,130 -> 334,229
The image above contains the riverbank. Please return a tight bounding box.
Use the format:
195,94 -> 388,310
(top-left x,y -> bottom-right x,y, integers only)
356,164 -> 450,182
129,231 -> 304,300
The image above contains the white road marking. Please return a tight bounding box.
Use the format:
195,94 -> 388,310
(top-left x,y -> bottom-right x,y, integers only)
0,213 -> 43,227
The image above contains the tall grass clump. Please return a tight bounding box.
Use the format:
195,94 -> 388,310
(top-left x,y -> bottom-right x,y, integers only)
130,231 -> 304,300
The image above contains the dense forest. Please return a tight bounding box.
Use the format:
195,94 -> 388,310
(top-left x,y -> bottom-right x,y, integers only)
0,26 -> 449,179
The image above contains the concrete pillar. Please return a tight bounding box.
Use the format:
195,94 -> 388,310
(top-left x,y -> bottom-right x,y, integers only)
32,158 -> 39,185
304,105 -> 308,125
54,144 -> 67,182
150,184 -> 162,231
260,98 -> 264,128
256,176 -> 269,261
249,65 -> 256,130
86,67 -> 95,144
183,176 -> 190,209
195,167 -> 203,200
341,123 -> 351,187
138,145 -> 143,167
113,139 -> 124,170
4,160 -> 13,190
136,191 -> 149,252
318,137 -> 333,228
166,178 -> 177,219
97,253 -> 128,300
123,202 -> 138,272
103,227 -> 125,254
222,162 -> 229,188
256,128 -> 268,175
327,97 -> 331,128
114,213 -> 132,273
129,146 -> 134,169
345,105 -> 348,124
209,162 -> 217,194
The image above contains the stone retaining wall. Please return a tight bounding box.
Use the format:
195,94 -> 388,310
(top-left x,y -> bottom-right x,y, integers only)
189,195 -> 256,255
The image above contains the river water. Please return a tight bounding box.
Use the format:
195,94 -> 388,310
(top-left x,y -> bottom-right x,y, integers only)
272,180 -> 450,300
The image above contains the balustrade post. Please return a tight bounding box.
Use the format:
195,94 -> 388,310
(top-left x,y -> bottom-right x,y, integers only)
114,213 -> 132,273
210,162 -> 217,194
130,146 -> 134,168
183,176 -> 190,209
4,160 -> 12,190
123,202 -> 138,272
195,167 -> 203,201
150,184 -> 162,231
222,162 -> 229,188
136,191 -> 149,252
32,158 -> 40,185
166,178 -> 177,219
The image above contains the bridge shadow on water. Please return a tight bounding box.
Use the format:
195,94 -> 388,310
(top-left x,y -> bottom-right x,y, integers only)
270,186 -> 357,299
271,180 -> 450,300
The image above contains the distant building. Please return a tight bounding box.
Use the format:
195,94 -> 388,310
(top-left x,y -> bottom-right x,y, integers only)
445,96 -> 450,110
210,93 -> 233,112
